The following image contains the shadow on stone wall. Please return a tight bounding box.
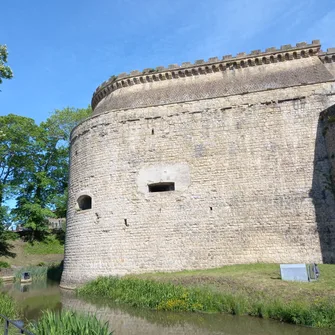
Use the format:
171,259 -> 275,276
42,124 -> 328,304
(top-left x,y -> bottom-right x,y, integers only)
311,104 -> 335,263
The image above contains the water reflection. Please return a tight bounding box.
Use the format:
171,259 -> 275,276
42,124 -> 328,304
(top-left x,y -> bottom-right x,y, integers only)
3,280 -> 61,320
20,283 -> 30,293
60,291 -> 334,335
3,281 -> 334,335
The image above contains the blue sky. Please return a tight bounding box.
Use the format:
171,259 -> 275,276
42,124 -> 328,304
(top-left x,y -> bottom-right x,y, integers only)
1,0 -> 335,124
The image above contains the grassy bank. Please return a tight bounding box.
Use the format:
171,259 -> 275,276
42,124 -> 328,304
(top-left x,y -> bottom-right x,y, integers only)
77,264 -> 335,328
24,235 -> 64,255
137,263 -> 335,303
0,238 -> 63,267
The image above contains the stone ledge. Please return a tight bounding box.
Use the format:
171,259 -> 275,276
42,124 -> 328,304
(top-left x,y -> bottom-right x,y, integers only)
59,284 -> 77,290
0,276 -> 14,282
70,82 -> 334,142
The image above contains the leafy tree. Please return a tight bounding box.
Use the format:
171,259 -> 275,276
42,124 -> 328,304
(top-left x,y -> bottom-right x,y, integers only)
11,107 -> 91,241
0,114 -> 40,209
0,45 -> 13,85
0,114 -> 40,254
39,106 -> 91,217
0,206 -> 15,257
13,200 -> 53,242
0,107 -> 91,243
43,106 -> 92,142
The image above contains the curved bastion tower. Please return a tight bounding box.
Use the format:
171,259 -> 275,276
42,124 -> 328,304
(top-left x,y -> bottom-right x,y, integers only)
61,41 -> 335,288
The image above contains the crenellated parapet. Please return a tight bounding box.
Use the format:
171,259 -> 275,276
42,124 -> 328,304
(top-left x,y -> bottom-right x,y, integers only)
91,40 -> 328,110
319,48 -> 335,63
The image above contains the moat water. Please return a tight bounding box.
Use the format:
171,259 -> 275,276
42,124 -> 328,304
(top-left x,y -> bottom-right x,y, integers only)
3,280 -> 334,335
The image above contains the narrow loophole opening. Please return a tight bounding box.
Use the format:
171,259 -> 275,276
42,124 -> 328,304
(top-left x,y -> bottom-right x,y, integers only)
148,182 -> 175,193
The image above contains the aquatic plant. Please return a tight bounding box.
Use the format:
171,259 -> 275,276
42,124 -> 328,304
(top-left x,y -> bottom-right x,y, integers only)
28,310 -> 113,335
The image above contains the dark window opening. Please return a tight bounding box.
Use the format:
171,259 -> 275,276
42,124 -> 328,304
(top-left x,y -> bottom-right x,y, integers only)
124,219 -> 129,226
77,195 -> 92,210
152,129 -> 154,135
210,207 -> 213,211
148,182 -> 175,193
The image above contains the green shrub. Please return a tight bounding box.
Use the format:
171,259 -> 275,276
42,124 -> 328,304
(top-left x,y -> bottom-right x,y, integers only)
0,261 -> 10,269
28,310 -> 113,335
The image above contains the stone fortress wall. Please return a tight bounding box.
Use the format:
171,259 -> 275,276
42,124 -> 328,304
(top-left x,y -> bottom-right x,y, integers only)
61,41 -> 335,288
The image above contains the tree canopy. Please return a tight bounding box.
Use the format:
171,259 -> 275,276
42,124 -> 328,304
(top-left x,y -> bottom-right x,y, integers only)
0,107 -> 91,245
0,45 -> 13,85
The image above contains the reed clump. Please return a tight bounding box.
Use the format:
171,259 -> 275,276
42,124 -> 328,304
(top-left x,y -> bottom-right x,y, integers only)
14,262 -> 63,282
14,266 -> 48,280
0,292 -> 19,334
78,276 -> 335,328
28,310 -> 113,335
0,292 -> 17,318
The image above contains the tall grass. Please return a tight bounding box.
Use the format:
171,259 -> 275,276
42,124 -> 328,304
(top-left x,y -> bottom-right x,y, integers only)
0,292 -> 19,335
14,262 -> 63,282
0,292 -> 17,318
28,310 -> 113,335
14,266 -> 48,280
78,276 -> 335,328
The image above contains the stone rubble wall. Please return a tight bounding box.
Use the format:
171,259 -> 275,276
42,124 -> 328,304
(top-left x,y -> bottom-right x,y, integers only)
61,81 -> 335,287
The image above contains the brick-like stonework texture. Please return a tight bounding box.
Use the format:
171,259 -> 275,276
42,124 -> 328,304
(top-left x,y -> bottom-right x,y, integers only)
61,42 -> 335,288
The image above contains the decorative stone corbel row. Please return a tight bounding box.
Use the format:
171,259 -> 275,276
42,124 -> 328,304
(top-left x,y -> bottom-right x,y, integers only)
91,40 -> 322,110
